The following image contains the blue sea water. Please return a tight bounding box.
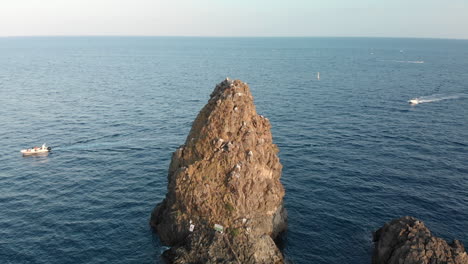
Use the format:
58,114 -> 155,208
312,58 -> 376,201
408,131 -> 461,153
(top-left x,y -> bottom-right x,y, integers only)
0,37 -> 467,264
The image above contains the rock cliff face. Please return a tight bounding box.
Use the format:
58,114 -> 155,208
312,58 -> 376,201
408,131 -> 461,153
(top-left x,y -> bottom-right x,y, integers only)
151,79 -> 287,263
373,216 -> 468,264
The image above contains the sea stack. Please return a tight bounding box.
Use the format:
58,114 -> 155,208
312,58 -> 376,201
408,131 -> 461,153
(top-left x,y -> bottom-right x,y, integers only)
373,216 -> 468,264
150,79 -> 287,263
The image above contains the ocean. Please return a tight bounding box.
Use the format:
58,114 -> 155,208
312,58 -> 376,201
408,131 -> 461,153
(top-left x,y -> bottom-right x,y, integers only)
0,37 -> 467,263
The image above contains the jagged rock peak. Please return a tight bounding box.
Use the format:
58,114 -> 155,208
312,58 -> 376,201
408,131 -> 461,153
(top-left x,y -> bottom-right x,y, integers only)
150,79 -> 287,263
373,216 -> 468,264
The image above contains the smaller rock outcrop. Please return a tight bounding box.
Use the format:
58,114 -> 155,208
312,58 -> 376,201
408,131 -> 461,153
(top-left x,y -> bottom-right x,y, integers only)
373,216 -> 468,264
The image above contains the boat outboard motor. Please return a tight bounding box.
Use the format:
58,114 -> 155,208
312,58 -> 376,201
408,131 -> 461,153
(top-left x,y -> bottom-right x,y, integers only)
47,147 -> 52,151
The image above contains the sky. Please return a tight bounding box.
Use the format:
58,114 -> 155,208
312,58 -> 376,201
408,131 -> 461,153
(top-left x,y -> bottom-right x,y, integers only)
1,0 -> 467,39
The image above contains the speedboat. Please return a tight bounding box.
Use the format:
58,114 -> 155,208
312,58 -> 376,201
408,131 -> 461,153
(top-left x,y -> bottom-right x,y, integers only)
21,144 -> 52,156
408,98 -> 420,105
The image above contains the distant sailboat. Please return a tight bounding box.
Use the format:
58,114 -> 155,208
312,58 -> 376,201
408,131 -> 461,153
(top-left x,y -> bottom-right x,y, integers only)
317,72 -> 320,80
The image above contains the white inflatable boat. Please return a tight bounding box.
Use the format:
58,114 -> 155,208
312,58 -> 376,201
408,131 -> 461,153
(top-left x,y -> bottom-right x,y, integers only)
21,144 -> 52,156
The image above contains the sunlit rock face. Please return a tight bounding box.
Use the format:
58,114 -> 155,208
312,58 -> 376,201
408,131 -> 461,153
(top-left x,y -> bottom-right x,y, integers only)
150,79 -> 287,263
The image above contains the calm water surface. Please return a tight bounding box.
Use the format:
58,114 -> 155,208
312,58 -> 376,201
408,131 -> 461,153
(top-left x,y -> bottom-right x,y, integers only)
0,37 -> 467,263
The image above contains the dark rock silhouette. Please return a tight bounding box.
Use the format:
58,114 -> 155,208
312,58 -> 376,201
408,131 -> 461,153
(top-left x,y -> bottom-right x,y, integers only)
151,79 -> 286,263
373,216 -> 468,264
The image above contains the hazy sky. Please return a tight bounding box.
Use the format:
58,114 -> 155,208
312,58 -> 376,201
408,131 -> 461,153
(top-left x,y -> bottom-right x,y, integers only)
1,0 -> 467,39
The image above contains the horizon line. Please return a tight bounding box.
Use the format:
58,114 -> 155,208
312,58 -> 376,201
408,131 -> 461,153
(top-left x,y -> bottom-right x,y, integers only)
1,35 -> 468,41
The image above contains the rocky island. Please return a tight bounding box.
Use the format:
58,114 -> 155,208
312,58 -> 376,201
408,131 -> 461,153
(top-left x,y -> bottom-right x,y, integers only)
150,79 -> 287,263
373,216 -> 468,264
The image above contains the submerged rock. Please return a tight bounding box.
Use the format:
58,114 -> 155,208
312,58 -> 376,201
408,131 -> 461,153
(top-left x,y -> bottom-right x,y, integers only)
151,79 -> 287,263
373,216 -> 468,264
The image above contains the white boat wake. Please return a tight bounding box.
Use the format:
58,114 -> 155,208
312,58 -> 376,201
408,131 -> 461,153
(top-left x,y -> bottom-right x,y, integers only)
380,60 -> 424,64
395,60 -> 424,64
408,94 -> 466,105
